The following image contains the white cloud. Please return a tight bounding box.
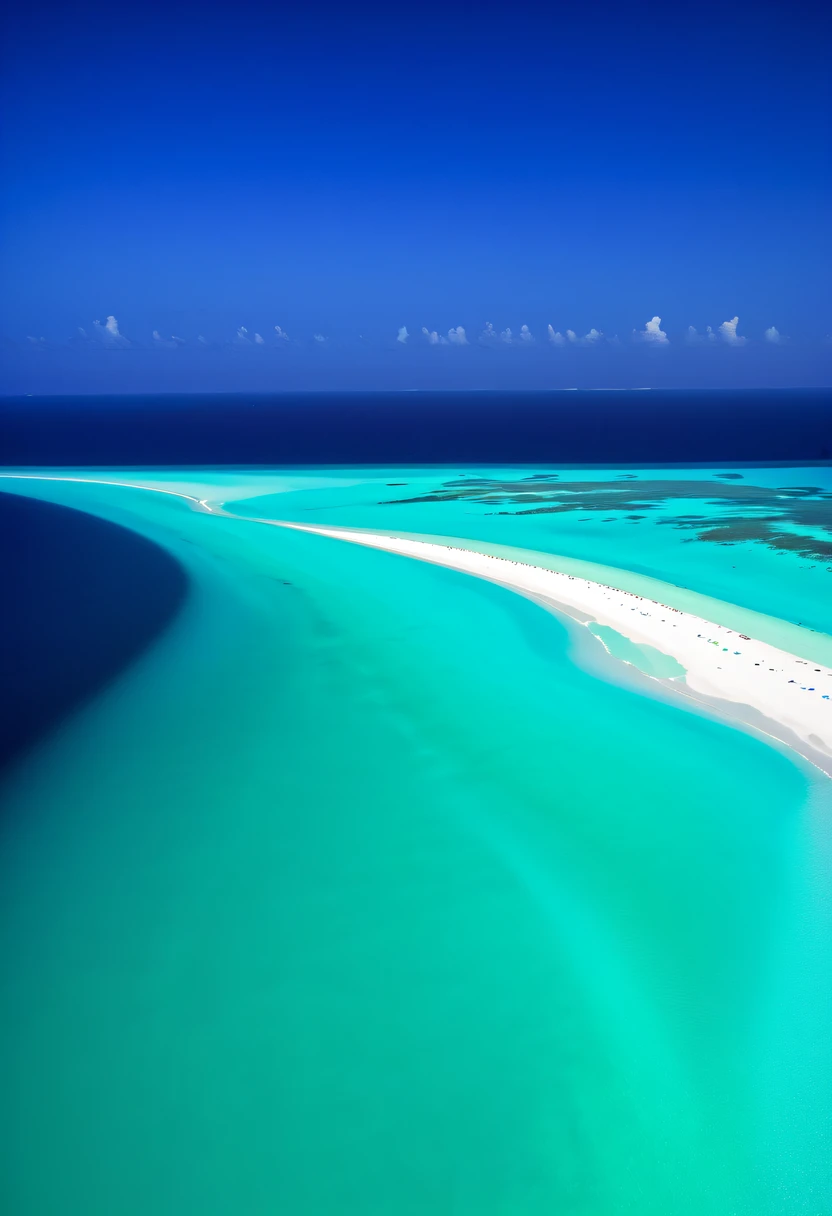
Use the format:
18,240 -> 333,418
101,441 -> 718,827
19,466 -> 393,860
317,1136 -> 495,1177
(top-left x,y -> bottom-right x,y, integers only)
27,335 -> 46,345
686,324 -> 718,345
764,326 -> 784,344
422,326 -> 447,345
546,326 -> 602,347
235,326 -> 252,344
421,326 -> 467,345
274,325 -> 290,341
197,334 -> 208,345
152,330 -> 185,348
479,322 -> 498,345
397,325 -> 409,344
490,325 -> 533,345
92,314 -> 130,347
635,315 -> 669,344
314,333 -> 327,343
718,316 -> 746,346
254,332 -> 265,345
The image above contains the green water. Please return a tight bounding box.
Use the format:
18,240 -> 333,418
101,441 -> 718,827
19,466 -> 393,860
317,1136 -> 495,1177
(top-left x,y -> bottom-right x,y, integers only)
1,467 -> 830,1215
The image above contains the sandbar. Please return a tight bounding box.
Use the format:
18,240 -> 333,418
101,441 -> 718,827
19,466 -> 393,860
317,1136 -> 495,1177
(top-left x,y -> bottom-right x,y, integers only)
276,522 -> 832,776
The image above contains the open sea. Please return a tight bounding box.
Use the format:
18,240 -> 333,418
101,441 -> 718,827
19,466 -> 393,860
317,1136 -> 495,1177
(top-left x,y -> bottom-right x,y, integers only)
1,391 -> 831,1214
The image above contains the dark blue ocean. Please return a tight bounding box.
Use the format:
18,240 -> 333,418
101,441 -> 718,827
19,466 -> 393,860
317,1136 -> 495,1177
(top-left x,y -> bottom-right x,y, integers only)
1,388 -> 829,464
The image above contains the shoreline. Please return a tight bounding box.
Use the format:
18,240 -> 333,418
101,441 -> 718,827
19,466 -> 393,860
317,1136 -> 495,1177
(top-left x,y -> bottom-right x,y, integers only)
3,473 -> 831,776
275,522 -> 832,778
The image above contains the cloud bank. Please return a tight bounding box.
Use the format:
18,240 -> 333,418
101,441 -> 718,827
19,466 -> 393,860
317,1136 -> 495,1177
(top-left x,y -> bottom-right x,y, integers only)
16,313 -> 829,360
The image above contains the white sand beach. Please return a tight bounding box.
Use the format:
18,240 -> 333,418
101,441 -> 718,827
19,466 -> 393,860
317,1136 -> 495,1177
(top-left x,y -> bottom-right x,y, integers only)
3,473 -> 830,775
277,522 -> 832,776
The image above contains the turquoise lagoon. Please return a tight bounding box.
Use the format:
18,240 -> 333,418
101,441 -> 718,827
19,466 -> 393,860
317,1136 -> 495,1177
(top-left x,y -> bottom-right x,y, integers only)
1,464 -> 830,1215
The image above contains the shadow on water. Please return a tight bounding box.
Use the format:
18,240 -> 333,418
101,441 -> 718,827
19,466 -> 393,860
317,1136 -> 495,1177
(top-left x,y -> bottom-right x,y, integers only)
0,491 -> 188,773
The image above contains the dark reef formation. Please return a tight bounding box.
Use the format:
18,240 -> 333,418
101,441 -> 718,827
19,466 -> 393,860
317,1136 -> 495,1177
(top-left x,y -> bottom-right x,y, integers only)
381,476 -> 832,563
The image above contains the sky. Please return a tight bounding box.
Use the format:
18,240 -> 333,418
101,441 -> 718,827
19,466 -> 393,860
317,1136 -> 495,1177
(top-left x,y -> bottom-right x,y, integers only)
1,0 -> 830,393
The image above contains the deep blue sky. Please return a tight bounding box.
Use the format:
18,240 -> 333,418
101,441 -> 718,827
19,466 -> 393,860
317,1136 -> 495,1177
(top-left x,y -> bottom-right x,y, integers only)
2,0 -> 830,392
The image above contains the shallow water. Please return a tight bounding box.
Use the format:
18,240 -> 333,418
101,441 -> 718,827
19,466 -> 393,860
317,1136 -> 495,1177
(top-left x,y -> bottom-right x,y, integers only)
1,465 -> 830,1215
588,623 -> 687,677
